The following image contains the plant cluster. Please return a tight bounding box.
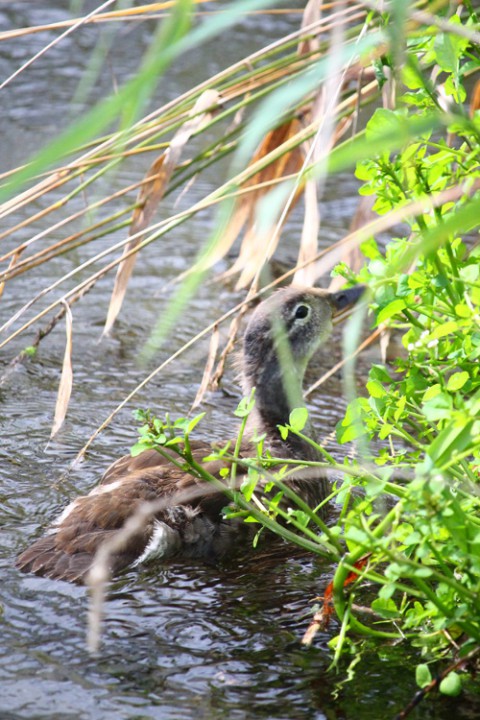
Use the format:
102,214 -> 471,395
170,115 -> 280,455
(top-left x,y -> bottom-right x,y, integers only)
132,1 -> 480,705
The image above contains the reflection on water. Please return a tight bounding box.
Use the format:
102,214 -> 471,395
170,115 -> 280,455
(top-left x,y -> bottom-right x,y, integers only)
2,4 -> 480,720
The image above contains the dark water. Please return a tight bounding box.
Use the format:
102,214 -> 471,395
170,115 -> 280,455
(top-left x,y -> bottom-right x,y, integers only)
1,4 -> 480,719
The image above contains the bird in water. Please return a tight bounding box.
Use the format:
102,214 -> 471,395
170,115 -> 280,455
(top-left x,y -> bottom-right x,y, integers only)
16,285 -> 364,583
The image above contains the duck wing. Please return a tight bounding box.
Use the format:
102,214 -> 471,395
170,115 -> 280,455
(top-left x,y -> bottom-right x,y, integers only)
16,442 -> 237,584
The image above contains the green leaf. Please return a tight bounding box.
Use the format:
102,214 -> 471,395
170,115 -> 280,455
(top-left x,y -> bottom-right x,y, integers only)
367,379 -> 386,398
278,425 -> 289,441
377,299 -> 406,324
379,423 -> 394,439
428,419 -> 474,465
365,474 -> 387,497
267,490 -> 283,510
337,421 -> 368,444
370,365 -> 393,383
371,597 -> 399,619
402,64 -> 425,90
289,407 -> 309,432
240,471 -> 259,502
439,671 -> 462,697
446,371 -> 469,392
378,583 -> 396,600
422,392 -> 452,421
365,108 -> 407,144
434,17 -> 469,74
356,162 -> 375,182
396,274 -> 411,297
288,509 -> 310,528
435,34 -> 459,74
444,74 -> 467,103
416,664 -> 432,689
423,383 -> 442,402
360,237 -> 381,259
234,394 -> 256,418
345,526 -> 369,546
394,395 -> 406,422
460,263 -> 479,283
337,399 -> 370,443
186,412 -> 206,434
429,321 -> 458,340
412,566 -> 433,578
130,441 -> 148,457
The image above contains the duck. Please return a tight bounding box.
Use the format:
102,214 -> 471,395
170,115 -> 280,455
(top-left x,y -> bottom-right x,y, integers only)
16,284 -> 364,583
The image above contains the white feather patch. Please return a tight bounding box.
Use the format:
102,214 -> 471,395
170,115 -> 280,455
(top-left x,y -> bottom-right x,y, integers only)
132,520 -> 180,567
48,499 -> 80,531
89,479 -> 122,496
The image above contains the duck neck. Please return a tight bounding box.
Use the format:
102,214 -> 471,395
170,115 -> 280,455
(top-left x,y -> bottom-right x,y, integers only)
243,353 -> 318,461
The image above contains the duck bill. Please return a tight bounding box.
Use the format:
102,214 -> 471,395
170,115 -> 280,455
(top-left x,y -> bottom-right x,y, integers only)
330,285 -> 366,319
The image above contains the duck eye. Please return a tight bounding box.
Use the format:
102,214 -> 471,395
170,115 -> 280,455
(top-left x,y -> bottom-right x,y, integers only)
294,304 -> 310,320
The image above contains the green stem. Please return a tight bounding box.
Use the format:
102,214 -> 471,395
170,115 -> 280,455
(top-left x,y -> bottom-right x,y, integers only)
230,391 -> 254,490
267,476 -> 343,553
402,308 -> 424,329
332,505 -> 401,630
185,455 -> 334,558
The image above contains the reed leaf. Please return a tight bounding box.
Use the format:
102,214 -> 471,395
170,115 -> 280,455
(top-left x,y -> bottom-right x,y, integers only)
103,89 -> 220,335
50,302 -> 74,439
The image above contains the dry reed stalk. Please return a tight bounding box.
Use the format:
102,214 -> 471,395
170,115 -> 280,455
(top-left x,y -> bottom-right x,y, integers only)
4,154 -> 471,364
408,4 -> 480,45
1,3 -> 383,404
191,324 -> 220,410
220,117 -> 308,287
0,204 -> 136,282
0,170 -> 71,220
0,89 -> 365,329
295,2 -> 372,286
212,83 -> 377,290
0,2 -> 366,247
50,303 -> 74,439
0,2 -> 348,42
2,2 -> 365,180
0,159 -> 186,269
292,0 -> 325,283
1,179 -> 271,339
236,1 -> 365,291
470,78 -> 480,117
0,273 -> 100,388
0,75 -> 373,342
0,6 -> 367,290
208,309 -> 245,393
0,253 -> 20,300
328,195 -> 375,292
0,0 -> 118,91
0,1 -> 199,43
219,86 -> 361,289
103,90 -> 221,335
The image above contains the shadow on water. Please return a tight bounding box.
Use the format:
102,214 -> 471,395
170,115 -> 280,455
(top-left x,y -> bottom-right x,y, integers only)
2,3 -> 480,720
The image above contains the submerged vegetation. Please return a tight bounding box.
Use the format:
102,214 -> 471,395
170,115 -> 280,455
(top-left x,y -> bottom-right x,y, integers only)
3,0 -> 480,715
